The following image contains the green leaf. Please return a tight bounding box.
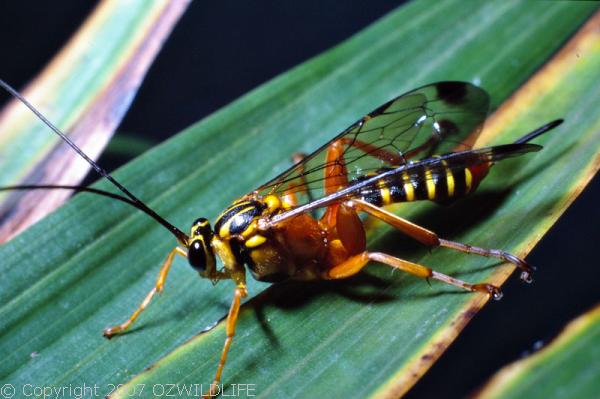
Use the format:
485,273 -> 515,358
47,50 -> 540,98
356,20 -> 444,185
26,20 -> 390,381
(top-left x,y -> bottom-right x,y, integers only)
1,2 -> 599,399
104,134 -> 157,158
0,0 -> 189,241
475,304 -> 600,399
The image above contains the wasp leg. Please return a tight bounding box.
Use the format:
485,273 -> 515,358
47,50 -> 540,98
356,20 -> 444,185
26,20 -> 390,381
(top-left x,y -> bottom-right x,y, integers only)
324,251 -> 502,299
319,139 -> 351,228
437,239 -> 534,283
103,246 -> 187,338
349,199 -> 534,282
206,285 -> 248,398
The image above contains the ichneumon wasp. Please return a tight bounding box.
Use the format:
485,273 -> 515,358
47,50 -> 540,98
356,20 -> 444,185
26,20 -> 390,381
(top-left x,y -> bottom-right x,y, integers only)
0,79 -> 562,397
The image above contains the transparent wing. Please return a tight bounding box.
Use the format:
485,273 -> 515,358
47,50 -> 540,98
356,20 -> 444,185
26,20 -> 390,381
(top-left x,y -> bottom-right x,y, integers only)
255,81 -> 490,207
267,142 -> 541,225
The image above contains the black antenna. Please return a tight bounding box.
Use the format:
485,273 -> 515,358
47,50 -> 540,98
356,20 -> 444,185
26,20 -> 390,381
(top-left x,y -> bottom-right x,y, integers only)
0,79 -> 189,245
0,185 -> 137,206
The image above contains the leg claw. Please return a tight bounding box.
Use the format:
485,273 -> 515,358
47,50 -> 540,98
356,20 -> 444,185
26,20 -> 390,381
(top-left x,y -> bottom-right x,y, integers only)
103,327 -> 119,339
520,270 -> 534,284
474,284 -> 503,300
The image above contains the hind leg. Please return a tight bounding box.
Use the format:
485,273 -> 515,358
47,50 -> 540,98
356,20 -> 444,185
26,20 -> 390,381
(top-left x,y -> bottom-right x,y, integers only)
348,199 -> 534,282
323,251 -> 502,299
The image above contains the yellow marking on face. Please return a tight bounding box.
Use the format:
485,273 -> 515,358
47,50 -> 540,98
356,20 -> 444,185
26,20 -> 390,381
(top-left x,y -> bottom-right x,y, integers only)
245,234 -> 267,248
402,171 -> 414,201
465,168 -> 473,193
425,168 -> 436,200
196,219 -> 209,227
191,221 -> 210,239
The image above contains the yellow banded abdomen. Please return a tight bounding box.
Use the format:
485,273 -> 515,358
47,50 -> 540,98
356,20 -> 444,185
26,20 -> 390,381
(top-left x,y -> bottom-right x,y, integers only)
354,165 -> 481,206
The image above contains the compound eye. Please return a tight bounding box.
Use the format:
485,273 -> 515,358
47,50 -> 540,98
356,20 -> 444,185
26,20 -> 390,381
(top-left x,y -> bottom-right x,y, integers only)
188,240 -> 207,272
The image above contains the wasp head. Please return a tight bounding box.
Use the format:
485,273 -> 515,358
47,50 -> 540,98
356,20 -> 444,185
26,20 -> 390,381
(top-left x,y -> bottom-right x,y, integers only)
188,217 -> 216,274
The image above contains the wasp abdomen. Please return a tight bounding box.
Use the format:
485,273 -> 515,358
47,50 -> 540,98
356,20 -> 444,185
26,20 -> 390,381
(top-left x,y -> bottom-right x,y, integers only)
356,164 -> 489,206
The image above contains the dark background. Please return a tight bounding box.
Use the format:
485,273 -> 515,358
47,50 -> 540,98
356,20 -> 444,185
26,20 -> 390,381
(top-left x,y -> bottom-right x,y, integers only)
0,2 -> 598,398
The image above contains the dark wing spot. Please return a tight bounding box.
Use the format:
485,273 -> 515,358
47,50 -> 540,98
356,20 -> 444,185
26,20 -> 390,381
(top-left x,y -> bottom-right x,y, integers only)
435,82 -> 468,105
437,119 -> 459,138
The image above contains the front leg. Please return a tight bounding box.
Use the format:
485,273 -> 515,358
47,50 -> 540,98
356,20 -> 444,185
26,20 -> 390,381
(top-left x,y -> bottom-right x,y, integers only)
103,246 -> 187,338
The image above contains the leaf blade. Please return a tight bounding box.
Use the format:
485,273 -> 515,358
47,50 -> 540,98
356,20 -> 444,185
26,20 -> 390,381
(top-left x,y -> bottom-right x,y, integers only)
0,1 -> 598,399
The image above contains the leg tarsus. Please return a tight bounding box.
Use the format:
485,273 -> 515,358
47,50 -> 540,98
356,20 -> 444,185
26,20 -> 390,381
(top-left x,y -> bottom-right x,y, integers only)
103,246 -> 187,338
373,252 -> 503,300
472,283 -> 503,300
438,238 -> 534,283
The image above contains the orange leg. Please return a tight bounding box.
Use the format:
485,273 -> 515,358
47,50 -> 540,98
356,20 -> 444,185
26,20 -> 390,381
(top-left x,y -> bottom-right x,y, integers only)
348,199 -> 534,282
324,251 -> 502,299
320,139 -> 351,229
317,137 -> 402,229
318,135 -> 433,230
205,285 -> 248,398
314,140 -> 369,262
323,140 -> 349,196
103,246 -> 187,338
281,153 -> 310,207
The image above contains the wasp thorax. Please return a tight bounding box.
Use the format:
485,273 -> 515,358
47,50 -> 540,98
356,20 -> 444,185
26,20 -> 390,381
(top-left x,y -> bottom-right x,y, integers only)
188,218 -> 215,272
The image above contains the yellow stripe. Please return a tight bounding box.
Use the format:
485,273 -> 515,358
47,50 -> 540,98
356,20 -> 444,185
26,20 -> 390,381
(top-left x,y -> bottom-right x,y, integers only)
446,167 -> 455,197
465,168 -> 473,193
378,180 -> 391,205
425,168 -> 436,200
402,171 -> 414,201
439,159 -> 454,198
